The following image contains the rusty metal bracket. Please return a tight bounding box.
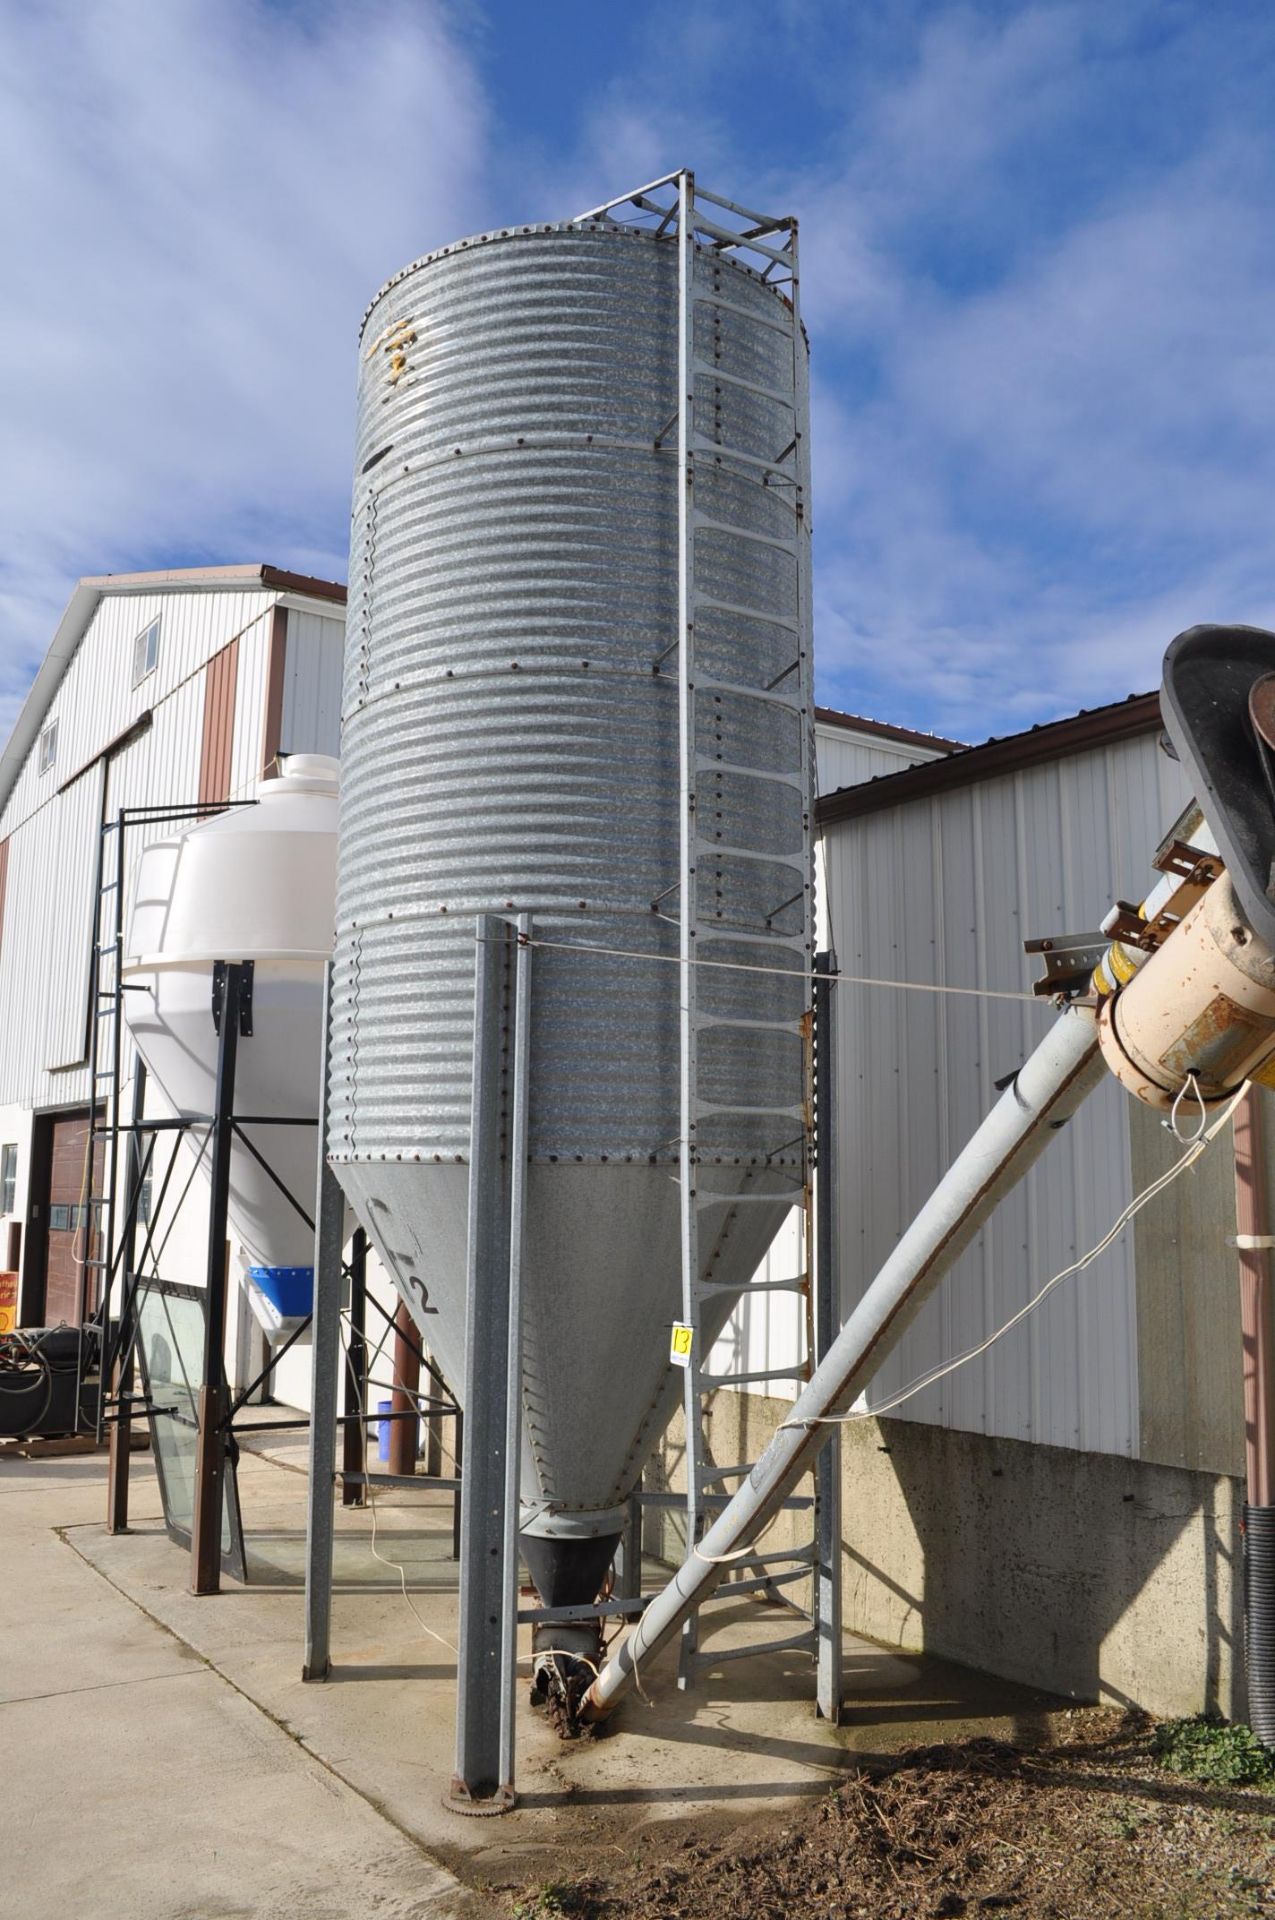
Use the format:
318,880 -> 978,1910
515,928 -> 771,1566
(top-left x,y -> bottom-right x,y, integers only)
1024,931 -> 1108,999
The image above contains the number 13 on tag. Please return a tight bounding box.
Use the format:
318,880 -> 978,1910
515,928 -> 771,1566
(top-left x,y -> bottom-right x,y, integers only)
669,1323 -> 693,1367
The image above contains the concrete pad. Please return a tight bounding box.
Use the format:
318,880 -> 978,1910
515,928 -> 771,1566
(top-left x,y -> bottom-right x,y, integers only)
64,1446 -> 1068,1903
0,1450 -> 491,1920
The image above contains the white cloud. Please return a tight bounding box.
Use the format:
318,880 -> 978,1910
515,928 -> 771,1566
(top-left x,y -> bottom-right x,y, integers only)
0,0 -> 487,741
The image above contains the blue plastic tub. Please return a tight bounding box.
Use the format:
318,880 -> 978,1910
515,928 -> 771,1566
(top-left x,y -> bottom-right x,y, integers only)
247,1265 -> 315,1320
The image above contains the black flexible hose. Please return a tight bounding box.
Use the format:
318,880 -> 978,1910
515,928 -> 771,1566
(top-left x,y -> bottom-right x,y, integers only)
1244,1504 -> 1275,1747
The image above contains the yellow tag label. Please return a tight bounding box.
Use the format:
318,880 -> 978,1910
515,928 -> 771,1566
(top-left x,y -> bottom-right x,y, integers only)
0,1270 -> 17,1337
669,1322 -> 693,1367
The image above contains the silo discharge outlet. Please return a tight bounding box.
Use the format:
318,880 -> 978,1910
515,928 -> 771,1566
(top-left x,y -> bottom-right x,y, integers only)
521,1530 -> 620,1739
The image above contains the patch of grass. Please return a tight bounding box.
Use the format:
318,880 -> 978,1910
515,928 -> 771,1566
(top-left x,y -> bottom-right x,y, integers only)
512,1882 -> 595,1920
1152,1715 -> 1275,1789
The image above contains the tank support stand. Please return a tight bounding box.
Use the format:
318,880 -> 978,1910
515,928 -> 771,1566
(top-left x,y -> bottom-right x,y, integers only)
447,914 -> 532,1814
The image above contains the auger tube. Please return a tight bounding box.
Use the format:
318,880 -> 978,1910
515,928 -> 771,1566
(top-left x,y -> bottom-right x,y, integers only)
583,1003 -> 1105,1720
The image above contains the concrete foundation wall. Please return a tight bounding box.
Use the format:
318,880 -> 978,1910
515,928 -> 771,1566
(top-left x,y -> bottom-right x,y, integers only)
653,1390 -> 1245,1721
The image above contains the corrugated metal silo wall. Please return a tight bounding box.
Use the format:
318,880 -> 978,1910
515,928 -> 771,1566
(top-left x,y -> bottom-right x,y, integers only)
331,223 -> 809,1169
821,730 -> 1247,1466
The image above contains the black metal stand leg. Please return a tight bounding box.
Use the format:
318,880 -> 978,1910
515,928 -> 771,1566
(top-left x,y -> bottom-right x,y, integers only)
342,1228 -> 367,1506
191,963 -> 244,1596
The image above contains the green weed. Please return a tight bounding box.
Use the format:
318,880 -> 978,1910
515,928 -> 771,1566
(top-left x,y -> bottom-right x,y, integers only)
1152,1716 -> 1275,1789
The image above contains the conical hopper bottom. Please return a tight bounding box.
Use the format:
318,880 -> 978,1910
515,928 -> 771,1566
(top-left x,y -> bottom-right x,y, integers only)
335,1161 -> 794,1540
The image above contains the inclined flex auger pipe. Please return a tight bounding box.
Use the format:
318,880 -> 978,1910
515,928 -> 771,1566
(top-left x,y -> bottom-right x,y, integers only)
583,1003 -> 1107,1720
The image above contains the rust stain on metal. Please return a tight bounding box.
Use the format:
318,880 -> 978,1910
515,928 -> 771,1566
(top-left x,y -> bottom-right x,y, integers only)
1159,990 -> 1265,1091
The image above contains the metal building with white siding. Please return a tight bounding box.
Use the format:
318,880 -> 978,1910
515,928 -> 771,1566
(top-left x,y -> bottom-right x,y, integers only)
0,565 -> 345,1372
813,693 -> 1251,1718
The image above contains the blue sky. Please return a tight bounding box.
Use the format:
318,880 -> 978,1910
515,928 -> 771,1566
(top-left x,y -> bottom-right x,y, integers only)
2,1 -> 1274,745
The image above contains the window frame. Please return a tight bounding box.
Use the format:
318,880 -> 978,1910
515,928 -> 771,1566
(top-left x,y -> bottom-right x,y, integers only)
38,720 -> 57,776
132,618 -> 160,688
0,1144 -> 15,1216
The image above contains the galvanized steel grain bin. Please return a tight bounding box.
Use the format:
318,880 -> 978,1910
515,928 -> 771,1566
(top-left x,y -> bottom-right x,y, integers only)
331,209 -> 812,1563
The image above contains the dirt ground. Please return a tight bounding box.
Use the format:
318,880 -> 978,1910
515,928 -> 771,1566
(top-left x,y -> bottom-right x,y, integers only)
503,1710 -> 1275,1920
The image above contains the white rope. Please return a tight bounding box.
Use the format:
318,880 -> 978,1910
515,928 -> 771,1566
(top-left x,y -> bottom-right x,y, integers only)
781,1077 -> 1249,1433
502,931 -> 1041,1004
1169,1069 -> 1208,1144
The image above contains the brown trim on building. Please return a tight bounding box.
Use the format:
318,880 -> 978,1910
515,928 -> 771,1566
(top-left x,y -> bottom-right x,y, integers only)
56,711 -> 153,796
76,563 -> 347,605
260,604 -> 289,778
818,691 -> 1162,828
815,706 -> 965,754
198,638 -> 240,806
258,566 -> 346,606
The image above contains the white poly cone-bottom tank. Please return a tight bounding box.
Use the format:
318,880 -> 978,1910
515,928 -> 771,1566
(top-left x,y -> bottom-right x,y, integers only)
332,197 -> 813,1613
123,755 -> 339,1329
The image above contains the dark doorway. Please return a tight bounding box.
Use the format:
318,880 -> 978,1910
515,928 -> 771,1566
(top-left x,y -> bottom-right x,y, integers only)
24,1108 -> 103,1327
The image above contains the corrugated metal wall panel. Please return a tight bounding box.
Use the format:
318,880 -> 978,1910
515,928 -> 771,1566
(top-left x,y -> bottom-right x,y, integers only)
0,590 -> 278,845
814,724 -> 946,797
825,730 -> 1192,1459
198,639 -> 239,805
0,587 -> 320,1113
279,611 -> 343,760
44,763 -> 105,1072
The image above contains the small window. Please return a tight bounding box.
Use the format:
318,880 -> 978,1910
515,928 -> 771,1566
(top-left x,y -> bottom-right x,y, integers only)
48,1204 -> 71,1232
132,618 -> 160,687
0,1145 -> 15,1215
38,720 -> 57,775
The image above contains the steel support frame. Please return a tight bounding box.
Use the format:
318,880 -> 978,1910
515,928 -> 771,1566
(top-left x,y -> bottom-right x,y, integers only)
190,962 -> 246,1595
448,914 -> 532,1813
812,954 -> 842,1723
304,965 -> 342,1679
106,1062 -> 149,1531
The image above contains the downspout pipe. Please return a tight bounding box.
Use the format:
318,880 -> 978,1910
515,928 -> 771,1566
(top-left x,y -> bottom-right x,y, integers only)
1233,1087 -> 1275,1744
584,1002 -> 1106,1720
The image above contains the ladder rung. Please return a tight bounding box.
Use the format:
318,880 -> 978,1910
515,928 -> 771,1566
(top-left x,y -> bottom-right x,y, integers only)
692,360 -> 795,407
719,1543 -> 816,1569
693,1099 -> 804,1116
99,880 -> 119,894
700,1366 -> 806,1389
714,1566 -> 812,1599
693,288 -> 797,338
686,1627 -> 816,1667
694,673 -> 804,707
695,1274 -> 808,1296
693,1015 -> 803,1034
693,926 -> 810,953
693,842 -> 806,870
695,765 -> 804,795
690,436 -> 800,480
690,512 -> 797,558
690,1190 -> 803,1206
692,594 -> 799,634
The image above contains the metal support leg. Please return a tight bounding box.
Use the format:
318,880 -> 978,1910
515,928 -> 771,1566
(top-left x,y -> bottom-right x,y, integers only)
813,956 -> 842,1723
388,1301 -> 420,1477
304,965 -> 342,1680
191,964 -> 243,1596
107,1062 -> 148,1534
449,915 -> 530,1813
342,1227 -> 367,1507
618,1481 -> 643,1600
